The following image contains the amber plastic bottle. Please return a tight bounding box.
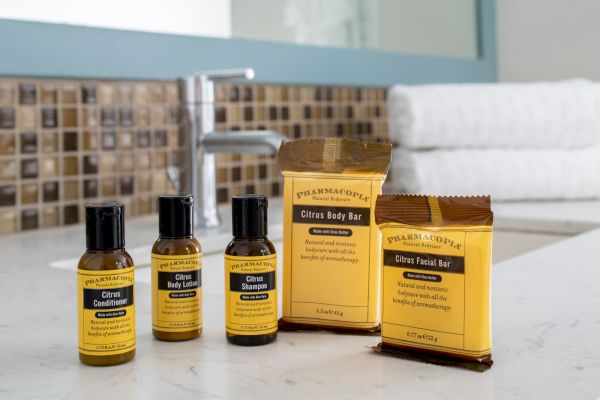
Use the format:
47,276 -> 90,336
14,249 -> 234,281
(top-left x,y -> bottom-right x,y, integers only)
225,195 -> 278,346
152,195 -> 203,341
77,203 -> 136,366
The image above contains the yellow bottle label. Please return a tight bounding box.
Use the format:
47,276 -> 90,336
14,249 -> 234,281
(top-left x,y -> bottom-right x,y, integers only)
224,254 -> 277,336
77,266 -> 136,356
151,253 -> 203,332
379,224 -> 492,357
281,171 -> 385,329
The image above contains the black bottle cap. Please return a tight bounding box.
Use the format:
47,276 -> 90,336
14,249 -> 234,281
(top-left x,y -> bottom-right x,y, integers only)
86,203 -> 125,250
159,195 -> 194,237
232,195 -> 268,238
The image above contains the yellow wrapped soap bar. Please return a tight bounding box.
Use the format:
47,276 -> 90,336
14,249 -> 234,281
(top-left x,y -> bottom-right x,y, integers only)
374,195 -> 493,370
277,138 -> 392,332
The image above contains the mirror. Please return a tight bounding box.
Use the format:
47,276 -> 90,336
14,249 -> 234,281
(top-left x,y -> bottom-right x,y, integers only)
1,0 -> 479,60
232,0 -> 479,59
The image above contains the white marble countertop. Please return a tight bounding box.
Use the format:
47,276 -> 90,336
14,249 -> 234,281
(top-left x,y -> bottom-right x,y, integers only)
493,200 -> 600,234
1,201 -> 600,399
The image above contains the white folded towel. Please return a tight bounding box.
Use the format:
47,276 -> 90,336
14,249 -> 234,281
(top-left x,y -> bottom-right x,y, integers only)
388,80 -> 600,149
390,147 -> 600,200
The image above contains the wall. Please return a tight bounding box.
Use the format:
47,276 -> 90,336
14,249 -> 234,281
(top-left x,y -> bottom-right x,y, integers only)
0,77 -> 387,235
0,0 -> 231,37
497,0 -> 600,81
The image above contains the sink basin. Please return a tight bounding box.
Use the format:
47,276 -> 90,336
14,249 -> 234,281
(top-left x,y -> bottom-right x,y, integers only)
48,222 -> 284,291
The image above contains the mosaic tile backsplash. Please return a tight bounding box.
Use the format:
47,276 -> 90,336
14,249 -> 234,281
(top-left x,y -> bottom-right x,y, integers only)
0,78 -> 388,235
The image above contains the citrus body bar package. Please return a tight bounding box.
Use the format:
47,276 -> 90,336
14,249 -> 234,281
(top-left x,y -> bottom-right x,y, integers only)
374,195 -> 493,370
277,138 -> 392,332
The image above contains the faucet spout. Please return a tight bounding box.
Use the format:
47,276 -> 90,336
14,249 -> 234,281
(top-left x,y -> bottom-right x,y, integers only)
177,67 -> 286,228
202,131 -> 286,155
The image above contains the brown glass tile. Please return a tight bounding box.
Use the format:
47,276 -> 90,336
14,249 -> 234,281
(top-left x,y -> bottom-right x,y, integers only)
21,208 -> 38,230
293,124 -> 302,138
217,187 -> 229,203
243,87 -> 253,102
81,108 -> 98,128
138,174 -> 151,192
41,157 -> 58,178
136,107 -> 150,125
117,84 -> 133,104
281,107 -> 290,120
149,84 -> 164,103
21,159 -> 38,179
229,87 -> 239,102
269,106 -> 278,120
81,83 -> 97,104
61,84 -> 78,104
63,156 -> 78,175
19,83 -> 36,105
231,167 -> 241,182
119,107 -> 134,126
63,204 -> 79,225
0,210 -> 17,235
41,108 -> 57,128
18,107 -> 36,129
0,83 -> 15,105
120,176 -> 134,195
0,108 -> 16,129
244,106 -> 253,121
42,206 -> 59,228
119,156 -> 134,172
100,108 -> 116,127
154,129 -> 167,147
102,178 -> 117,197
0,133 -> 15,154
98,84 -> 115,105
245,165 -> 255,180
134,84 -> 148,104
154,151 -> 167,168
0,185 -> 16,206
63,131 -> 78,152
245,184 -> 256,194
217,167 -> 228,183
99,154 -> 117,173
168,129 -> 179,146
83,155 -> 98,174
42,181 -> 59,202
168,106 -> 178,124
62,108 -> 78,128
41,84 -> 58,104
63,180 -> 79,200
82,131 -> 98,150
165,84 -> 178,103
136,152 -> 151,169
41,131 -> 58,153
256,86 -> 265,102
151,106 -> 165,125
258,164 -> 267,179
20,132 -> 37,153
216,107 -> 226,123
137,129 -> 151,147
137,196 -> 152,215
21,183 -> 38,204
303,106 -> 311,119
101,131 -> 116,150
83,179 -> 98,198
118,131 -> 134,149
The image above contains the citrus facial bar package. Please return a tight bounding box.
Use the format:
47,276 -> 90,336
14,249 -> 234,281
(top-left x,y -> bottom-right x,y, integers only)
277,138 -> 392,332
374,195 -> 493,371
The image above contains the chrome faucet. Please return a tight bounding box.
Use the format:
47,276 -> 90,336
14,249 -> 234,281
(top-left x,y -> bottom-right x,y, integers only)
175,68 -> 287,228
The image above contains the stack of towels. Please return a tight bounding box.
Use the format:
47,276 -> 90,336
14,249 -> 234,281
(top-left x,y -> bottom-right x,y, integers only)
387,80 -> 600,200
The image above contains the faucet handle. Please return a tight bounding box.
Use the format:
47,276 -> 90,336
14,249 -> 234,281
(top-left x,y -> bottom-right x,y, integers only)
179,68 -> 255,104
195,68 -> 254,82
